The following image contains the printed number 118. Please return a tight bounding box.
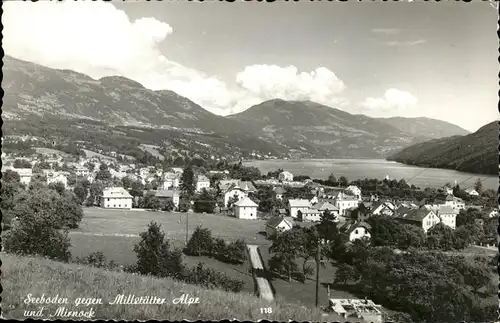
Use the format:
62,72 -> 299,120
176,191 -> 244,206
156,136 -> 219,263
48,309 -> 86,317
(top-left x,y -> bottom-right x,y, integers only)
260,307 -> 272,314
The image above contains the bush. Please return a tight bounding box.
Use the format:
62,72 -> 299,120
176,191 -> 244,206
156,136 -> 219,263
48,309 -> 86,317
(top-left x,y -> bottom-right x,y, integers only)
185,226 -> 213,256
184,262 -> 245,293
222,239 -> 247,264
133,222 -> 185,279
4,212 -> 71,262
74,251 -> 118,270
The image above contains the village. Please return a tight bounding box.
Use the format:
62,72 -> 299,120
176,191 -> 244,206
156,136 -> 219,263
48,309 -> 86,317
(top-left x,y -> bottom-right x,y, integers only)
2,143 -> 498,322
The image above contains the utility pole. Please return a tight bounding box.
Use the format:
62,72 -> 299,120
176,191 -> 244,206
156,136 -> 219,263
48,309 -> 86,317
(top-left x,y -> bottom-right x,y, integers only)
185,210 -> 189,245
315,239 -> 321,308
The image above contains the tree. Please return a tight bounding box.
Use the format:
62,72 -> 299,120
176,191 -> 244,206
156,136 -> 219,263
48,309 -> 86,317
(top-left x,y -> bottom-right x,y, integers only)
4,189 -> 73,261
141,192 -> 161,210
73,183 -> 87,205
315,209 -> 339,243
338,176 -> 348,187
87,181 -> 105,207
13,159 -> 32,168
133,222 -> 185,279
473,178 -> 482,193
96,163 -> 112,182
334,264 -> 359,284
162,199 -> 175,212
328,173 -> 338,185
129,180 -> 144,198
48,182 -> 66,195
178,197 -> 190,212
180,165 -> 195,198
268,229 -> 302,282
1,181 -> 24,229
426,223 -> 457,251
294,226 -> 319,283
227,193 -> 240,210
185,226 -> 213,256
193,189 -> 217,213
2,170 -> 20,183
224,239 -> 247,264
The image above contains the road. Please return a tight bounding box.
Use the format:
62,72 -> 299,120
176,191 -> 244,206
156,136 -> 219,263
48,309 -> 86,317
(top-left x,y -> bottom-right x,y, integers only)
247,244 -> 274,301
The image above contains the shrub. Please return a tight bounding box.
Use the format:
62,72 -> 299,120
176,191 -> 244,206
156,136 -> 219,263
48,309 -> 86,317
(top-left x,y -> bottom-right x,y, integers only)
222,239 -> 247,264
185,226 -> 213,256
133,222 -> 185,279
4,212 -> 71,262
74,251 -> 118,270
184,262 -> 245,293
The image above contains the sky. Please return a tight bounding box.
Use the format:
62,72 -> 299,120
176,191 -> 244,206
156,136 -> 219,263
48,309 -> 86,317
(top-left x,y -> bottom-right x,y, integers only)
3,0 -> 498,132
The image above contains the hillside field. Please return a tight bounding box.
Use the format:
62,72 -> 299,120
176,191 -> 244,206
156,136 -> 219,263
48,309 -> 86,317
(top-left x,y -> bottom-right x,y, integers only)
2,253 -> 345,321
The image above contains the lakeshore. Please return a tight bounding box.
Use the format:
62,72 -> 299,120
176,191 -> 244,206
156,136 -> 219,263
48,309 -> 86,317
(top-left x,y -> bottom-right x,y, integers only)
243,159 -> 498,191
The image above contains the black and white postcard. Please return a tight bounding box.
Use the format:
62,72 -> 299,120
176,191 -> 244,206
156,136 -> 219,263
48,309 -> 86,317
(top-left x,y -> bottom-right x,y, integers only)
1,0 -> 498,322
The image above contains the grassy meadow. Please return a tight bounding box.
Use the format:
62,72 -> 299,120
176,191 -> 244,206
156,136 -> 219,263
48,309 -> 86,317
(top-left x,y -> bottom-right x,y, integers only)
2,253 -> 346,321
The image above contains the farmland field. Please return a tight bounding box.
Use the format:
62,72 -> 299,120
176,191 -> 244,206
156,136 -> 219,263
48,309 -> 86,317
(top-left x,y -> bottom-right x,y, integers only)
69,208 -> 271,294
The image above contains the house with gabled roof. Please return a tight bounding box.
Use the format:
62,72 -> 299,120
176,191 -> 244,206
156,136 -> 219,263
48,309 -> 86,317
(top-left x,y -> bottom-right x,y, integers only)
340,221 -> 372,242
273,186 -> 287,200
288,199 -> 311,218
436,205 -> 458,229
233,197 -> 258,219
101,187 -> 133,209
196,174 -> 210,192
297,208 -> 323,222
266,216 -> 294,237
395,208 -> 439,233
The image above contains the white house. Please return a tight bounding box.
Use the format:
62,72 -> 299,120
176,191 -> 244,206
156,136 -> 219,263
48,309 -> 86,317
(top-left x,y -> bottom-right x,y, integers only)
341,221 -> 372,242
298,208 -> 323,222
10,168 -> 33,186
101,187 -> 133,209
233,197 -> 258,219
265,216 -> 294,237
274,186 -> 286,200
333,192 -> 360,216
371,201 -> 396,216
465,188 -> 480,196
288,199 -> 311,218
396,208 -> 440,233
75,166 -> 90,177
437,205 -> 458,230
443,195 -> 465,210
224,186 -> 248,207
312,201 -> 340,216
47,172 -> 68,188
163,172 -> 180,190
345,185 -> 362,200
196,174 -> 210,192
278,171 -> 294,182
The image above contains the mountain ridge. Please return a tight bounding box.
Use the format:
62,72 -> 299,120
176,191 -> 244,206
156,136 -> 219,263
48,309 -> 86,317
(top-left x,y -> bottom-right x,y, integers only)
387,121 -> 497,175
3,55 -> 474,160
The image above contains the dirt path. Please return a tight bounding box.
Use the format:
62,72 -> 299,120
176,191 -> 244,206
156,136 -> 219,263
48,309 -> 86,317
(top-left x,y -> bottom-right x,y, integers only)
247,244 -> 274,301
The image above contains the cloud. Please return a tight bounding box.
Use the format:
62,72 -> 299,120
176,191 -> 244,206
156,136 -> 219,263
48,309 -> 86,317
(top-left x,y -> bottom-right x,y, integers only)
235,65 -> 346,109
3,1 -> 348,116
361,89 -> 418,116
371,28 -> 401,35
2,1 -> 234,114
382,39 -> 427,47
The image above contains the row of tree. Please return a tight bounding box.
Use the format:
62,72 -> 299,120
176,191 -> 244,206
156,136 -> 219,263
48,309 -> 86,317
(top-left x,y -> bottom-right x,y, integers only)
185,227 -> 247,265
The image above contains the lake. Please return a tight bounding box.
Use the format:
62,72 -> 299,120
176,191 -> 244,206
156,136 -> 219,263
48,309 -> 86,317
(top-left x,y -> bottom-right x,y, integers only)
244,159 -> 498,191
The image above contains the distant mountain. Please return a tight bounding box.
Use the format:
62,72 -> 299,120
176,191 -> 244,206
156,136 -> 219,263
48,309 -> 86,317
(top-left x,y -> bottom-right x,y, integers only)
227,99 -> 426,158
2,55 -> 246,135
2,55 -> 288,158
375,117 -> 470,139
387,121 -> 497,175
4,56 -> 465,160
